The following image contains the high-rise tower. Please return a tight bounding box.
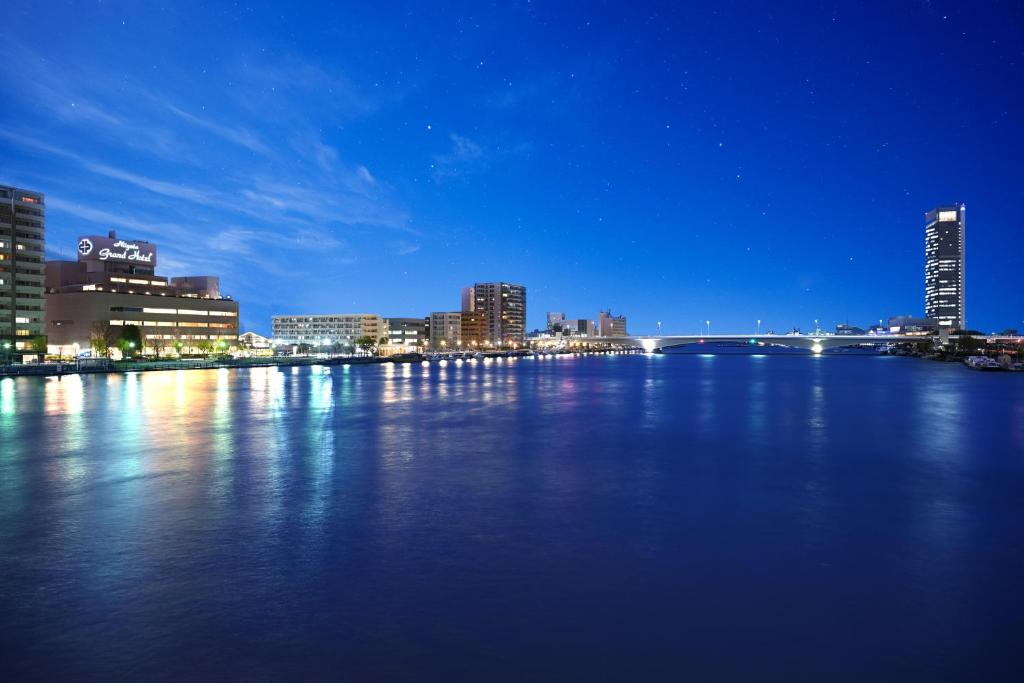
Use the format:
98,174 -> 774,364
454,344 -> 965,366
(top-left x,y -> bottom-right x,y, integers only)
0,185 -> 46,356
924,204 -> 965,330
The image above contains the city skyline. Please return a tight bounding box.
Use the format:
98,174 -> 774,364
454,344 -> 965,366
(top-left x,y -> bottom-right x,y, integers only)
2,2 -> 1022,335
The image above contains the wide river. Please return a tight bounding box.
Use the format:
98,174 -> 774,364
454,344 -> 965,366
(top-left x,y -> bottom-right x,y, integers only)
1,354 -> 1022,680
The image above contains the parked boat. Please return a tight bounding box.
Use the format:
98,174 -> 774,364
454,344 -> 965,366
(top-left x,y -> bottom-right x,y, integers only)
964,356 -> 1002,371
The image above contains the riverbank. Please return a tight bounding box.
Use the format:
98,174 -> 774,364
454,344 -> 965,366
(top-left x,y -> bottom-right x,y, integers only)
0,349 -> 641,378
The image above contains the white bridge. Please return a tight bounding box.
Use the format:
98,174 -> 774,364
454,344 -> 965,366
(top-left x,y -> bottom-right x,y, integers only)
566,333 -> 931,354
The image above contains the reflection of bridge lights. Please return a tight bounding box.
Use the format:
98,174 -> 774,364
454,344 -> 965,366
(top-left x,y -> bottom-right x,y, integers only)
811,343 -> 823,354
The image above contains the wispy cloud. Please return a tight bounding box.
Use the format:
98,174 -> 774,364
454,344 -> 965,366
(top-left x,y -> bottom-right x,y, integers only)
166,104 -> 270,155
0,40 -> 421,329
432,134 -> 486,181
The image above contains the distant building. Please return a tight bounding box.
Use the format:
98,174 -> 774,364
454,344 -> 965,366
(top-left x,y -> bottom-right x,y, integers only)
925,204 -> 965,329
835,323 -> 866,336
546,311 -> 596,337
272,314 -> 387,348
428,312 -> 462,350
461,286 -> 475,312
171,276 -> 221,299
1,185 -> 46,356
239,331 -> 271,349
888,316 -> 939,334
598,310 -> 627,336
465,282 -> 526,347
45,230 -> 238,356
387,317 -> 427,351
558,318 -> 596,336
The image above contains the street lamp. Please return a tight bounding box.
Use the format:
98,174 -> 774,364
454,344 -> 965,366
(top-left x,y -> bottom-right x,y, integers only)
657,321 -> 662,335
705,320 -> 711,336
756,319 -> 761,335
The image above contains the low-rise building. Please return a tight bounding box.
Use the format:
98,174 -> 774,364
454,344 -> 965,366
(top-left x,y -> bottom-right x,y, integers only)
429,312 -> 462,350
239,331 -> 272,349
888,316 -> 939,334
271,314 -> 388,348
598,310 -> 627,336
45,231 -> 238,357
386,317 -> 428,352
557,318 -> 596,337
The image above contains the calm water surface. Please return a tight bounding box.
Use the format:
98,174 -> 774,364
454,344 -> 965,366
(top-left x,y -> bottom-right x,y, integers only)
1,355 -> 1023,681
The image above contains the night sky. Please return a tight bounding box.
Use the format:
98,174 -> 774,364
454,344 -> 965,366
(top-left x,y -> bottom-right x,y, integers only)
2,1 -> 1022,335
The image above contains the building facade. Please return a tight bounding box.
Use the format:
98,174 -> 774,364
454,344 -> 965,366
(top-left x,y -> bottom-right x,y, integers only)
546,312 -> 565,330
546,311 -> 596,337
560,318 -> 597,337
386,317 -> 428,351
925,204 -> 965,329
1,185 -> 46,355
887,316 -> 939,334
465,282 -> 526,347
598,310 -> 627,336
239,331 -> 272,349
271,314 -> 388,348
428,312 -> 462,350
45,231 -> 238,356
460,310 -> 488,348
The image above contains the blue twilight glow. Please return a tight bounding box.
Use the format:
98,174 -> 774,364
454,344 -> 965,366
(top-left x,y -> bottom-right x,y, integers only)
1,2 -> 1021,333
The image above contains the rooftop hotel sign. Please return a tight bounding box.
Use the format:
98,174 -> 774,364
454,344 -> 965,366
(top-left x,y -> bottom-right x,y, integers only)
77,236 -> 157,267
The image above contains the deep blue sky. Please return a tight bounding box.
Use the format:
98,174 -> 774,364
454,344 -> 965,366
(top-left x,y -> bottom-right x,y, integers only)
2,1 -> 1022,335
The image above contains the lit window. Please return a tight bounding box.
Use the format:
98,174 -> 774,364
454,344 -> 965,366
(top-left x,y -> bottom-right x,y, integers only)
143,308 -> 176,315
938,210 -> 958,222
110,277 -> 127,283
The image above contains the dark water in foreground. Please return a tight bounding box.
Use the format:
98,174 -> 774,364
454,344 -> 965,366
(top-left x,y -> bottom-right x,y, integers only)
1,355 -> 1023,681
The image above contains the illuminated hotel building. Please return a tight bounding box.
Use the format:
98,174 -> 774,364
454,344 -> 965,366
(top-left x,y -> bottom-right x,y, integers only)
924,204 -> 965,329
45,231 -> 239,355
271,314 -> 388,347
461,282 -> 526,347
0,185 -> 46,354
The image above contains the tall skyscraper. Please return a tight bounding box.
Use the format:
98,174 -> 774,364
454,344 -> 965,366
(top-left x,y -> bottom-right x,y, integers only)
0,185 -> 46,355
466,282 -> 526,347
924,204 -> 965,330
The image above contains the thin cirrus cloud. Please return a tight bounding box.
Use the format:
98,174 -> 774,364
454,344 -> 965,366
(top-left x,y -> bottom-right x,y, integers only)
165,104 -> 271,156
431,133 -> 486,181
